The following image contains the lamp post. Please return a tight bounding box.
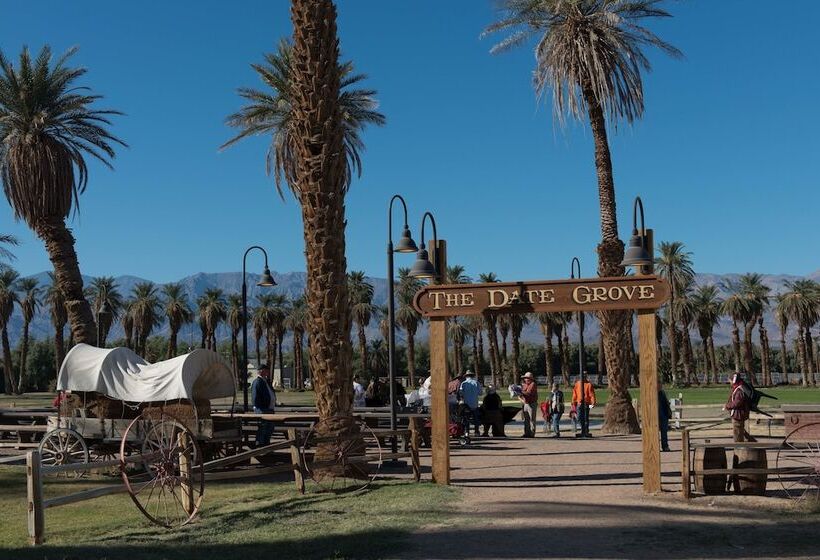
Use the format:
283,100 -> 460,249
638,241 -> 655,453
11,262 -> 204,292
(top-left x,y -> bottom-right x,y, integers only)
409,212 -> 439,280
386,195 -> 418,460
242,246 -> 276,412
570,257 -> 590,438
620,196 -> 652,270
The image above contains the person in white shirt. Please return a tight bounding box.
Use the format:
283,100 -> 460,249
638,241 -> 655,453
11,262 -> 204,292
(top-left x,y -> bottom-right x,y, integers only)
352,375 -> 366,408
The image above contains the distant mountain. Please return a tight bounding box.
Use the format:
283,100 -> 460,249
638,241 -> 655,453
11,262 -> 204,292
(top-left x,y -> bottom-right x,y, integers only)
5,269 -> 818,348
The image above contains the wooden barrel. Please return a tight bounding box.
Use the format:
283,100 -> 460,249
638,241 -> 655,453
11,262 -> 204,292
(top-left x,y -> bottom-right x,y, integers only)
733,448 -> 768,495
694,446 -> 727,495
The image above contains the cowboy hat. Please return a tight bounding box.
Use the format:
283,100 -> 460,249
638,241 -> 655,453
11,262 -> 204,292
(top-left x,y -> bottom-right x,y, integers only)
522,372 -> 534,380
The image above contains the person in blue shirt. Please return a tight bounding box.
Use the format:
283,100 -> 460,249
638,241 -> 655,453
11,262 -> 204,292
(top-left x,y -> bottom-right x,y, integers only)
251,364 -> 276,447
459,370 -> 482,436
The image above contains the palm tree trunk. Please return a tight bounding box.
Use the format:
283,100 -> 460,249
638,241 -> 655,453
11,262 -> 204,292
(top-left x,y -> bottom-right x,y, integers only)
277,331 -> 285,379
18,322 -> 30,393
471,333 -> 480,379
511,333 -> 520,383
557,327 -> 570,387
597,338 -> 606,387
167,328 -> 178,359
485,315 -> 500,386
2,328 -> 15,394
742,321 -> 757,383
231,333 -> 239,383
53,323 -> 65,376
476,328 -> 484,384
708,335 -> 718,384
805,328 -> 816,386
543,323 -> 554,386
33,217 -> 96,345
266,329 -> 275,371
796,328 -> 808,386
779,325 -> 789,380
358,324 -> 368,375
406,330 -> 416,386
581,84 -> 638,434
682,328 -> 697,385
731,320 -> 742,373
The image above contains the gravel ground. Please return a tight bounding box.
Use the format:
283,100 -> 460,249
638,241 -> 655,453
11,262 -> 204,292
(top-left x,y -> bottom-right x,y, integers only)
402,422 -> 818,560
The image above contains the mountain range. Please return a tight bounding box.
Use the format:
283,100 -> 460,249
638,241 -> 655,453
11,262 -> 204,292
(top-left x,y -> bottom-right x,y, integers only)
5,269 -> 820,349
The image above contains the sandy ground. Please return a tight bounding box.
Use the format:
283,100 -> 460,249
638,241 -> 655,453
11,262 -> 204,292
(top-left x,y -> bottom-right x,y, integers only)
401,421 -> 818,560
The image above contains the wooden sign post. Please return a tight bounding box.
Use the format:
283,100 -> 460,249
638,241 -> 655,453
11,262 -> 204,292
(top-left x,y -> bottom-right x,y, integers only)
414,267 -> 671,493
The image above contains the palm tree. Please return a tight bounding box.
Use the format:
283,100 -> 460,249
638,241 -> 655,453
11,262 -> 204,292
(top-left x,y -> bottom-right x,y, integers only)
654,241 -> 694,386
273,296 -> 290,381
367,339 -> 389,375
498,314 -> 510,367
162,283 -> 192,358
87,276 -> 123,346
285,296 -> 308,390
252,296 -> 270,365
265,294 -> 288,386
0,234 -> 17,265
131,282 -> 161,356
464,314 -> 485,382
553,312 -> 573,387
508,313 -> 529,383
448,318 -> 468,376
675,282 -> 697,385
692,284 -> 722,384
16,278 -> 40,391
226,294 -> 244,384
397,268 -> 423,385
121,300 -> 135,350
774,294 -> 790,381
738,273 -> 771,384
721,283 -> 746,376
348,271 -> 376,375
198,289 -> 226,351
0,269 -> 19,393
537,313 -> 557,385
479,273 -> 502,383
780,280 -> 820,386
485,0 -> 681,434
224,0 -> 385,454
0,46 -> 125,345
45,273 -> 68,374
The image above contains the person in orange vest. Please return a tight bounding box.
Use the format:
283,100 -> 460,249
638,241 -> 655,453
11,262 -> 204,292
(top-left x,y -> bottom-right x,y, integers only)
571,374 -> 596,435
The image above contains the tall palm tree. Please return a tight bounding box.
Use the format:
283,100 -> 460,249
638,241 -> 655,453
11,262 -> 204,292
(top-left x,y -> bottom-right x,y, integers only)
45,273 -> 68,374
285,296 -> 308,390
252,295 -> 271,365
780,280 -> 820,386
16,278 -> 40,391
692,284 -> 722,384
448,318 -> 468,376
348,271 -> 375,375
738,273 -> 771,384
479,273 -> 502,383
0,269 -> 19,393
485,0 -> 681,434
774,294 -> 790,381
654,241 -> 694,386
0,46 -> 125,345
508,313 -> 529,383
537,313 -> 556,385
721,283 -> 746,376
265,294 -> 288,386
498,314 -> 510,367
162,283 -> 192,358
367,339 -> 389,375
464,314 -> 485,382
226,294 -> 244,384
224,0 -> 385,453
397,268 -> 423,385
198,289 -> 226,351
121,300 -> 135,350
87,276 -> 123,346
553,312 -> 573,387
131,282 -> 161,356
274,296 -> 290,381
675,282 -> 697,385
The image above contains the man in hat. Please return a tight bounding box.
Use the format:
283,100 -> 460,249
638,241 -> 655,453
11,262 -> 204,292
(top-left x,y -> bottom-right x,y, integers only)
725,373 -> 755,442
251,364 -> 276,447
519,372 -> 538,438
459,370 -> 482,436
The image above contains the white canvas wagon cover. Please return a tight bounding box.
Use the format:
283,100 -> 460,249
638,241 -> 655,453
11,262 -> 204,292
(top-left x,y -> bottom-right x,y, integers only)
57,343 -> 235,402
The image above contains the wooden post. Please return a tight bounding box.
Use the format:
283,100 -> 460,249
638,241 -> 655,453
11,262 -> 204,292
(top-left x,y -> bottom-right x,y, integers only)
27,451 -> 44,545
681,429 -> 691,499
178,432 -> 194,515
288,428 -> 305,494
429,239 -> 450,485
637,228 -> 661,494
409,421 -> 421,482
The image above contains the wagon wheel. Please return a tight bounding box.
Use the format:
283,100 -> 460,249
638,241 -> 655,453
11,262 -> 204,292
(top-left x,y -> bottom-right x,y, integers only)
777,422 -> 820,501
120,411 -> 204,528
300,416 -> 382,493
38,428 -> 89,477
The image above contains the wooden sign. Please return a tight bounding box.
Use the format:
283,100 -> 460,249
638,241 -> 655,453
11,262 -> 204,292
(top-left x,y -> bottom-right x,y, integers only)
413,275 -> 671,318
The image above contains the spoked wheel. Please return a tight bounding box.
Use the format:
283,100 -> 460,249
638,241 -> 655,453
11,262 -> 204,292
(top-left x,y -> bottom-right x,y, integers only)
300,416 -> 382,493
777,422 -> 820,501
120,411 -> 204,528
38,428 -> 89,477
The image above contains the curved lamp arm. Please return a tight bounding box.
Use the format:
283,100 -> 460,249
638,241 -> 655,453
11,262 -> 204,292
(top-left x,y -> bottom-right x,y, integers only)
570,257 -> 581,280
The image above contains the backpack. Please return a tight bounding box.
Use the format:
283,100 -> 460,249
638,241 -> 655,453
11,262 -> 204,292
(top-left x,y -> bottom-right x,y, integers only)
739,380 -> 777,416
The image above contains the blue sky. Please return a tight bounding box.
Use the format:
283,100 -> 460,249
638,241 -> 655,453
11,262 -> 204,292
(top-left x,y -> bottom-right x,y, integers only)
1,1 -> 818,283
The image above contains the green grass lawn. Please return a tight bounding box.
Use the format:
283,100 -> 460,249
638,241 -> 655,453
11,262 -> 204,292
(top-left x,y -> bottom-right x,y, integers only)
0,466 -> 458,560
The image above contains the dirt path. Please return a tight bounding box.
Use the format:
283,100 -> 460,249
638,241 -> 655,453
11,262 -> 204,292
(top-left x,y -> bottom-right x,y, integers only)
402,428 -> 818,560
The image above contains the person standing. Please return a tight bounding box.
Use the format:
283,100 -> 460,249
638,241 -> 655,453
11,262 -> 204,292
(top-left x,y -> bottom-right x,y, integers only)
447,373 -> 465,415
352,375 -> 366,408
547,382 -> 565,438
725,373 -> 755,442
519,372 -> 538,438
659,386 -> 672,451
459,370 -> 482,436
481,386 -> 504,437
571,376 -> 596,436
251,364 -> 276,447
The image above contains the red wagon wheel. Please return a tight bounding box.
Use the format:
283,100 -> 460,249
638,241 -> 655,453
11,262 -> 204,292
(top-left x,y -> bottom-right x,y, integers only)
120,411 -> 204,527
777,422 -> 820,501
300,416 -> 382,493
